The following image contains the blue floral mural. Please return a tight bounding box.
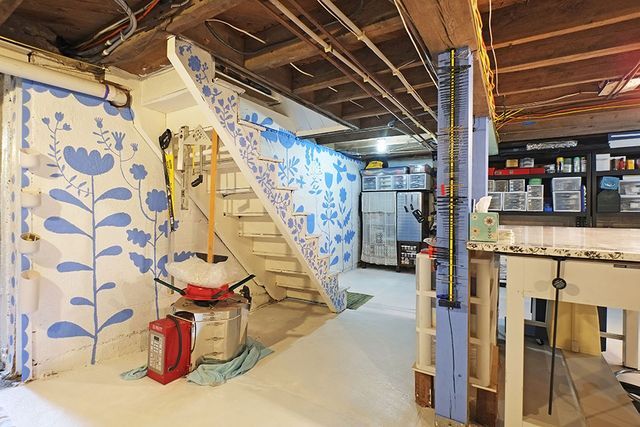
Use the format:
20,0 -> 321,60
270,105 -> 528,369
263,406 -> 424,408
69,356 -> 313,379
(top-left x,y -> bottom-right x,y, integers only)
43,112 -> 134,364
172,38 -> 363,311
92,118 -> 193,319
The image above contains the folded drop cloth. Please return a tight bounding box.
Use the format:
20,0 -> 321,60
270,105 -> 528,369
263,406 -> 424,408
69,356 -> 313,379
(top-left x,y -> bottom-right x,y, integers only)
120,338 -> 272,386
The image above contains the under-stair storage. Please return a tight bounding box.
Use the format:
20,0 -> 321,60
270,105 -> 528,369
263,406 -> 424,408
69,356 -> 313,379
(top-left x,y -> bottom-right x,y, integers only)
168,36 -> 363,312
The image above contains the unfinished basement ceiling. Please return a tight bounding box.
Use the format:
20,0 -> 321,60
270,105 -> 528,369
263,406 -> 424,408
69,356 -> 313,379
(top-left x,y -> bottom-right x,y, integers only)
1,0 -> 639,150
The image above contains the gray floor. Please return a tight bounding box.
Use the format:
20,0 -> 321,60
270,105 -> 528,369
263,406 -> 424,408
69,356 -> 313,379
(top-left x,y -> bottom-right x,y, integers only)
0,267 -> 432,427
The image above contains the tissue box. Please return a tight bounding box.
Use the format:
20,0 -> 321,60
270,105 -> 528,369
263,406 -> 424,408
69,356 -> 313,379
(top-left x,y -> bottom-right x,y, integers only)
469,212 -> 499,242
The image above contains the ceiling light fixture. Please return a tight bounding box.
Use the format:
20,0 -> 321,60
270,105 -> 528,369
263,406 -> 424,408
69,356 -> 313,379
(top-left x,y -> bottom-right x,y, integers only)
376,139 -> 387,153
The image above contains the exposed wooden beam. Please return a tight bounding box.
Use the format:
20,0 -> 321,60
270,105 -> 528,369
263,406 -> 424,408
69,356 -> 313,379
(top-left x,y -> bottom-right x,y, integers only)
403,0 -> 491,116
292,40 -> 421,94
0,0 -> 22,26
498,50 -> 640,96
476,0 -> 527,13
315,68 -> 436,106
486,0 -> 640,49
315,127 -> 405,145
499,106 -> 640,142
494,18 -> 640,74
245,16 -> 403,72
496,83 -> 602,109
104,0 -> 243,73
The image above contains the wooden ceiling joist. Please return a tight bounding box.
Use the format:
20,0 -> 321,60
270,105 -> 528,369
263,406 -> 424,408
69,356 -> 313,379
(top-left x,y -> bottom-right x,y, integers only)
0,0 -> 22,26
104,0 -> 243,73
498,50 -> 640,96
494,18 -> 640,74
402,0 -> 492,116
245,16 -> 403,72
486,0 -> 640,49
499,106 -> 640,142
292,41 -> 422,94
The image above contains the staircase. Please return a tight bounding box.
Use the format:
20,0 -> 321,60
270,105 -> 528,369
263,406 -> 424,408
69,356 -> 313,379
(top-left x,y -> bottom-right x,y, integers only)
169,36 -> 347,312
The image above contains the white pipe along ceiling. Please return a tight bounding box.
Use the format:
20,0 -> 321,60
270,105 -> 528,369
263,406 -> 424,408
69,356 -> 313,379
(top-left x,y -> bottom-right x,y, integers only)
0,52 -> 128,106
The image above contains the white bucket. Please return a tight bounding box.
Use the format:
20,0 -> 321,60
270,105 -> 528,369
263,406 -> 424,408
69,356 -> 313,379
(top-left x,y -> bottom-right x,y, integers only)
19,148 -> 40,169
19,232 -> 41,254
20,270 -> 41,313
21,190 -> 41,208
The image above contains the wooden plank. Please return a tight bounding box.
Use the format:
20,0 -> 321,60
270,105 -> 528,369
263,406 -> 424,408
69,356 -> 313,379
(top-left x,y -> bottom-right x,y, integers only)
292,40 -> 421,94
498,50 -> 640,96
0,0 -> 22,26
495,19 -> 640,74
104,0 -> 243,71
403,0 -> 491,116
207,131 -> 219,262
245,17 -> 403,72
564,351 -> 640,426
415,370 -> 435,407
486,0 -> 640,49
316,70 -> 436,106
499,107 -> 640,142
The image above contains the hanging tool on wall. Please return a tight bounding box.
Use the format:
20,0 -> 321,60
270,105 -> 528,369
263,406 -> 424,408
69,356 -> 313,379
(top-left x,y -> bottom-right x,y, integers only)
159,129 -> 176,231
548,257 -> 567,415
207,130 -> 219,263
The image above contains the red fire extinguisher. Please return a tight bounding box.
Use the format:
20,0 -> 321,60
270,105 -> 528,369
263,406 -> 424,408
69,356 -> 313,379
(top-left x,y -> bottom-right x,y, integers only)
147,315 -> 191,385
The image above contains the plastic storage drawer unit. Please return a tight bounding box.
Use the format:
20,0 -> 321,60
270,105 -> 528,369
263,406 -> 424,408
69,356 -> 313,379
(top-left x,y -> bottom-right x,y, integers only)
509,179 -> 526,192
552,177 -> 582,192
621,196 -> 640,212
619,181 -> 640,196
494,180 -> 509,193
527,184 -> 544,198
503,192 -> 527,211
553,191 -> 583,212
488,192 -> 503,211
527,197 -> 544,212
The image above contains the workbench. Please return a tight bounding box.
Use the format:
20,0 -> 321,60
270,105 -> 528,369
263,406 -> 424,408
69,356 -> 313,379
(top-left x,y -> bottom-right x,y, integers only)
468,225 -> 640,426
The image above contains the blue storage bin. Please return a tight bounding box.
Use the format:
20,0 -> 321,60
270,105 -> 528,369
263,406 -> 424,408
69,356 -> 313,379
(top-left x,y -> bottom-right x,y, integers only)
600,176 -> 620,190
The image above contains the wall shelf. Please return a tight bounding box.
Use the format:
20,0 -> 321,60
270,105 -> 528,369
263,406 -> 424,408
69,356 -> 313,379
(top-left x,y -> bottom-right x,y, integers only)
497,211 -> 586,217
595,170 -> 640,177
489,172 -> 586,180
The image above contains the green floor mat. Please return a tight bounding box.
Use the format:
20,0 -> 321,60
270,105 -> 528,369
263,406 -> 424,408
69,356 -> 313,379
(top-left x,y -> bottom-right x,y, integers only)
346,292 -> 374,310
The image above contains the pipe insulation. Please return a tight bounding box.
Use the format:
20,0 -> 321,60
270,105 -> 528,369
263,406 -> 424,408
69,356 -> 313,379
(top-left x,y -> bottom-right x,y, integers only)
0,53 -> 129,106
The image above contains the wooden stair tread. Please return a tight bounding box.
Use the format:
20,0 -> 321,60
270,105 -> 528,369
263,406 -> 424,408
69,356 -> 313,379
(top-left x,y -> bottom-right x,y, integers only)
251,251 -> 295,258
258,155 -> 282,163
276,282 -> 319,292
266,267 -> 307,275
238,232 -> 282,238
224,212 -> 267,217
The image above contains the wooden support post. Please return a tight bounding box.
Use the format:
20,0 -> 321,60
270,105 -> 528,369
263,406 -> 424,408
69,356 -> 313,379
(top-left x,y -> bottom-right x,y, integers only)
475,345 -> 500,427
415,370 -> 435,408
207,131 -> 219,263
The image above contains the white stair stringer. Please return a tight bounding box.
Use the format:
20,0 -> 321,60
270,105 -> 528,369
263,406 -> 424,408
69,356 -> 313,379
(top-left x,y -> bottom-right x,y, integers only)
168,36 -> 346,312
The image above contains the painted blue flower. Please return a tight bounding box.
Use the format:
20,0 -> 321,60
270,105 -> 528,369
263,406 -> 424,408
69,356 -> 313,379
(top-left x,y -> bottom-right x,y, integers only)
95,118 -> 103,129
339,187 -> 347,203
145,189 -> 168,213
42,117 -> 50,125
127,228 -> 151,248
131,143 -> 138,152
202,85 -> 211,97
112,131 -> 125,151
345,229 -> 356,244
63,147 -> 114,176
188,55 -> 201,72
130,164 -> 147,180
279,132 -> 295,149
55,112 -> 64,122
62,123 -> 71,131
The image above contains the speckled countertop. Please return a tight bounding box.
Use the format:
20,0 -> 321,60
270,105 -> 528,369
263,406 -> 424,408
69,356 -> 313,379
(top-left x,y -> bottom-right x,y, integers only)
467,226 -> 640,262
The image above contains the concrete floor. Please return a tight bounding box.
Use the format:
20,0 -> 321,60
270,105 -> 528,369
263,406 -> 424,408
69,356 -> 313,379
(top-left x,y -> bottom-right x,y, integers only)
0,267 -> 432,427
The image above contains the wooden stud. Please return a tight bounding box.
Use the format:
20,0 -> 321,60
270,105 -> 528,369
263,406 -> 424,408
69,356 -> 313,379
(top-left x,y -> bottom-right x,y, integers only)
415,370 -> 435,408
207,131 -> 219,263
